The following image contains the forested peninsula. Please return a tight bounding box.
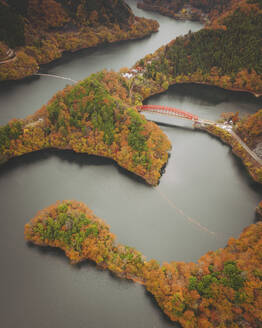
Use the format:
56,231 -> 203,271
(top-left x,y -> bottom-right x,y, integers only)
0,0 -> 261,326
25,200 -> 262,328
1,0 -> 262,186
126,0 -> 262,188
133,0 -> 262,97
0,0 -> 158,81
0,70 -> 171,185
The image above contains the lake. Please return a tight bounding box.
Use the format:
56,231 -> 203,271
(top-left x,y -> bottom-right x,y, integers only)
0,1 -> 261,327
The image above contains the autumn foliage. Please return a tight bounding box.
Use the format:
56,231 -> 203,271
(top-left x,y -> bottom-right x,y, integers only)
138,0 -> 230,23
198,123 -> 262,185
134,0 -> 262,99
0,70 -> 171,185
257,201 -> 262,217
25,201 -> 262,328
0,0 -> 159,81
124,0 -> 262,191
236,110 -> 262,150
24,200 -> 147,279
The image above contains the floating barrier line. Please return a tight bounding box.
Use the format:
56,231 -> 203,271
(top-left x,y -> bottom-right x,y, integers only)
34,73 -> 78,83
155,187 -> 226,241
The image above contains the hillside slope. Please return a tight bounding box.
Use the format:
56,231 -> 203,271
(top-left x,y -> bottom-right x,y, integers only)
133,0 -> 262,97
236,110 -> 262,152
0,70 -> 171,185
138,0 -> 230,23
121,0 -> 262,191
0,0 -> 158,81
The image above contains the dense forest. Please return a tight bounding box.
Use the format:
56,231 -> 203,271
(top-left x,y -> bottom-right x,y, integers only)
137,0 -> 230,22
0,0 -> 261,187
132,0 -> 262,188
25,200 -> 262,328
1,0 -> 261,183
127,0 -> 262,185
236,110 -> 262,150
0,41 -> 9,59
1,1 -> 261,326
131,0 -> 262,197
257,201 -> 262,217
234,110 -> 262,182
139,0 -> 229,13
133,0 -> 262,97
0,0 -> 158,80
0,70 -> 171,185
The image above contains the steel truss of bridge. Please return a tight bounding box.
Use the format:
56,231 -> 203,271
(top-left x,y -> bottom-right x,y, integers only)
138,105 -> 199,121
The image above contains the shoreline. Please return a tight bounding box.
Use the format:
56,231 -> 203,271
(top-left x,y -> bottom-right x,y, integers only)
141,80 -> 262,104
0,135 -> 170,187
25,200 -> 262,327
257,202 -> 262,217
177,81 -> 262,99
195,123 -> 262,183
0,70 -> 172,187
0,17 -> 159,82
137,2 -> 208,25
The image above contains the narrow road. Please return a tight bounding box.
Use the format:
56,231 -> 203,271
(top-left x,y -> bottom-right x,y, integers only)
198,119 -> 262,166
0,48 -> 16,64
24,118 -> 44,129
228,128 -> 262,165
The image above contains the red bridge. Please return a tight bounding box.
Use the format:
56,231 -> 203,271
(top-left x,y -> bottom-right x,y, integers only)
138,105 -> 199,121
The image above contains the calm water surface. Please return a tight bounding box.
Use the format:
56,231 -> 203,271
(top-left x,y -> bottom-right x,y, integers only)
0,1 -> 261,327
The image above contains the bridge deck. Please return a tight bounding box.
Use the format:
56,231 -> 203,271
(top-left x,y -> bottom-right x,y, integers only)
138,104 -> 262,166
138,105 -> 199,121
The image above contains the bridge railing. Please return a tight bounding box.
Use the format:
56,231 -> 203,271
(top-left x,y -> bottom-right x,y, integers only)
137,105 -> 199,121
